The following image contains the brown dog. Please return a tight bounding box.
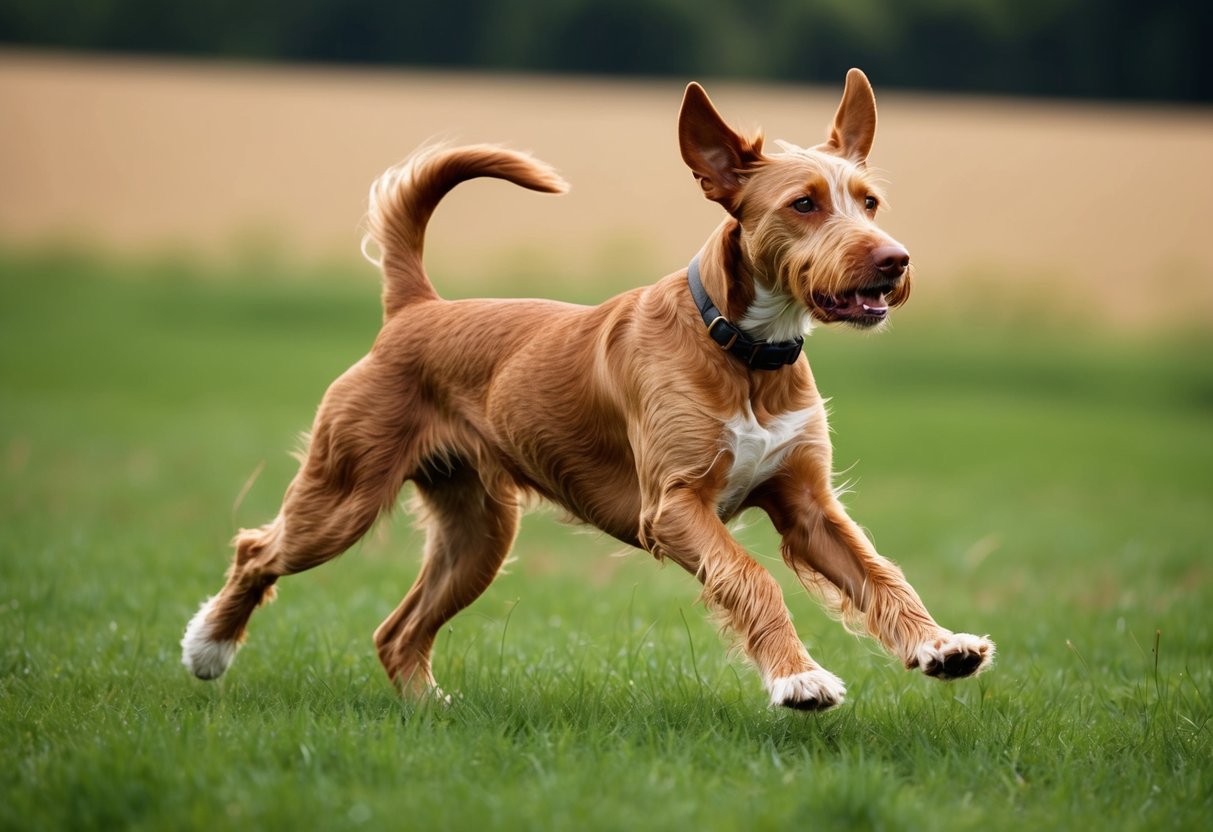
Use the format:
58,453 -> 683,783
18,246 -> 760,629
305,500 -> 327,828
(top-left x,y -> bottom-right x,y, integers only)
183,69 -> 993,710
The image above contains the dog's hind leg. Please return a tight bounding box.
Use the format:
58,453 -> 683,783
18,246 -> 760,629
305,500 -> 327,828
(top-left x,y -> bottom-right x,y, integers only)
373,462 -> 520,697
182,356 -> 414,680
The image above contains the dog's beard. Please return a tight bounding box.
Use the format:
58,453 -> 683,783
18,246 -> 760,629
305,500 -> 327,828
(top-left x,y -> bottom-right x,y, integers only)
764,222 -> 910,328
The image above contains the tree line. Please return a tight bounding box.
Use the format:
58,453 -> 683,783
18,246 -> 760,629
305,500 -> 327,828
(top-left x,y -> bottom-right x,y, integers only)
2,0 -> 1208,102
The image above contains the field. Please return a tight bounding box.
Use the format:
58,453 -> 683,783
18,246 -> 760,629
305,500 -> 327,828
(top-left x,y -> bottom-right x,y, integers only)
2,52 -> 1213,830
1,245 -> 1210,830
4,50 -> 1213,327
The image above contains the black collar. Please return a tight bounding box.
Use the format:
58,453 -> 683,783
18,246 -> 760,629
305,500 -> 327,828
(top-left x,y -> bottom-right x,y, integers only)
686,256 -> 803,371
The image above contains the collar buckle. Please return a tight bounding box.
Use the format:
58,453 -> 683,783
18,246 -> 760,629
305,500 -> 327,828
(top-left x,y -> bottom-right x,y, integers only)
705,316 -> 739,351
688,256 -> 804,372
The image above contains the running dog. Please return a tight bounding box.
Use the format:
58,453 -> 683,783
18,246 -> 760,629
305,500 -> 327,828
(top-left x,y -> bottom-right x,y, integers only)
183,69 -> 994,710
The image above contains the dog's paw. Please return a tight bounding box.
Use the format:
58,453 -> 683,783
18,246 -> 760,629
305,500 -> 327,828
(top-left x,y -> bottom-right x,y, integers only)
909,632 -> 995,680
426,686 -> 455,708
181,596 -> 239,680
768,668 -> 847,711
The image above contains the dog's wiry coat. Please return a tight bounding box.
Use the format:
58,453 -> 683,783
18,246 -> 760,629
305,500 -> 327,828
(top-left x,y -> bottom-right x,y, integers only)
183,69 -> 993,709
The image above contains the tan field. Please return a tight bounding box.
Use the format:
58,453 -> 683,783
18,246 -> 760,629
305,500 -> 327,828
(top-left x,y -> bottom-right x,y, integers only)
3,49 -> 1212,327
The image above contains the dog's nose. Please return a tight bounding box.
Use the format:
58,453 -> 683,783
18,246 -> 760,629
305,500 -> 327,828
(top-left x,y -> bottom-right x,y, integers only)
871,245 -> 910,278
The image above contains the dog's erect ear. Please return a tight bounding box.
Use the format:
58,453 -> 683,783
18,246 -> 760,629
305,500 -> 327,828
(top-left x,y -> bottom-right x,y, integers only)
819,68 -> 877,164
679,83 -> 764,214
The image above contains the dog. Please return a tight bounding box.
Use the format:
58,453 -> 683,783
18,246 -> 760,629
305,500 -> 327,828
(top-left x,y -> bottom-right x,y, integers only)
182,69 -> 994,710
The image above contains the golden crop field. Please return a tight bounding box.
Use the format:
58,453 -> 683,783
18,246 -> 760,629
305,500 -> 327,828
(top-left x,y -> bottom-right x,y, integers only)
3,49 -> 1212,326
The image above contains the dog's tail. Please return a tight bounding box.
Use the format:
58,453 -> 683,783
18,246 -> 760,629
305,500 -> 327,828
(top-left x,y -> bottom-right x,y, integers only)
362,143 -> 569,317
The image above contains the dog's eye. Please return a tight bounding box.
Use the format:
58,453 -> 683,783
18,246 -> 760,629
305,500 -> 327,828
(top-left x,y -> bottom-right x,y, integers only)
791,197 -> 816,214
864,195 -> 879,212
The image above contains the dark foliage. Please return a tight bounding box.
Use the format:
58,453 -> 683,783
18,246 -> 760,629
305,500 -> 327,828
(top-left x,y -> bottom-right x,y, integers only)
1,0 -> 1210,101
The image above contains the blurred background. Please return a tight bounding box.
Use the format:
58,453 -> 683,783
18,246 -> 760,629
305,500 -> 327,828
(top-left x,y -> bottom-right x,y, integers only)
3,0 -> 1211,98
2,0 -> 1212,325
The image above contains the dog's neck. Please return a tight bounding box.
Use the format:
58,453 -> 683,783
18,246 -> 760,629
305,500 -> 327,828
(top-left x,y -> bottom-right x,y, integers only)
697,220 -> 754,324
738,281 -> 815,343
698,219 -> 813,343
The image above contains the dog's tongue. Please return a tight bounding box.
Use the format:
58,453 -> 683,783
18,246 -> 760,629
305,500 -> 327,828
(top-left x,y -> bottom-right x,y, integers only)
839,290 -> 888,318
856,290 -> 888,315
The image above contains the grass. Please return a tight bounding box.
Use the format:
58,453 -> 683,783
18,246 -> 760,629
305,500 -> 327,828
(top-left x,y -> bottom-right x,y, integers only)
1,246 -> 1210,830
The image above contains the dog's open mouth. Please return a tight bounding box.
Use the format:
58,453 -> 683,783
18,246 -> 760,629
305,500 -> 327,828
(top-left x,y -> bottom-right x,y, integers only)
812,287 -> 894,325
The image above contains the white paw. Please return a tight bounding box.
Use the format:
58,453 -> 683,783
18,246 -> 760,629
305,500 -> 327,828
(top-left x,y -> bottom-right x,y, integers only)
181,596 -> 239,680
428,686 -> 455,708
768,668 -> 847,711
911,632 -> 995,680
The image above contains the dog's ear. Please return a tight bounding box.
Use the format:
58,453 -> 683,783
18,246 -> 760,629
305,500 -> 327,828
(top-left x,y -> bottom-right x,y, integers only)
819,68 -> 877,164
679,83 -> 764,214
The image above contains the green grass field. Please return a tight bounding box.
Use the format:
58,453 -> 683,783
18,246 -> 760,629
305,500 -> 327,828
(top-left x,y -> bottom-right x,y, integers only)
1,247 -> 1210,830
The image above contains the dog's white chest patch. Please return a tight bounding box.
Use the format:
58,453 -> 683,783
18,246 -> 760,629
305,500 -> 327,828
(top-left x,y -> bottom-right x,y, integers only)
717,403 -> 819,518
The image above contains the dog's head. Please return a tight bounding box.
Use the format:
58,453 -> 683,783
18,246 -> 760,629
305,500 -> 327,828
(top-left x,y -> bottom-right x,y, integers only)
679,69 -> 911,329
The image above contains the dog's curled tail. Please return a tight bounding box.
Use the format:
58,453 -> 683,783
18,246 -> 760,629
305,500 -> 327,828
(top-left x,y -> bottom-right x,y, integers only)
362,143 -> 569,317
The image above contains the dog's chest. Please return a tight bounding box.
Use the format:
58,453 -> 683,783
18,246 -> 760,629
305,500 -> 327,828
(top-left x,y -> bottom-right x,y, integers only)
716,403 -> 820,518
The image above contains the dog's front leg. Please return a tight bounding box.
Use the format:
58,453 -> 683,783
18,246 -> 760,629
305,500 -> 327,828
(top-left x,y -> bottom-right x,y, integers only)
642,485 -> 846,710
754,447 -> 994,680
